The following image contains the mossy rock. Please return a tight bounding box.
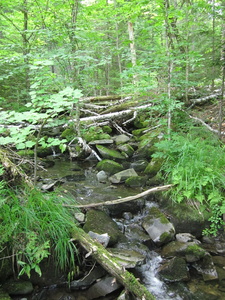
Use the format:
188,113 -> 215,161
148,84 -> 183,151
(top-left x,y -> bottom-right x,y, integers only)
17,149 -> 34,157
3,280 -> 33,295
37,147 -> 53,158
144,158 -> 163,177
0,289 -> 11,300
158,257 -> 189,282
96,159 -> 124,175
83,210 -> 126,246
83,127 -> 111,143
117,144 -> 134,158
133,115 -> 150,129
102,126 -> 112,134
61,128 -> 76,141
96,145 -> 126,161
125,176 -> 147,187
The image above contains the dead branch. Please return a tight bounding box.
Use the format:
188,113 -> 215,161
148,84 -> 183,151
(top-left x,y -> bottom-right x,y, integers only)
63,184 -> 173,208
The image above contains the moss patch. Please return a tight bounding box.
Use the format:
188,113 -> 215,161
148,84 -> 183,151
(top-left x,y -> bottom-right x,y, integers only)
96,159 -> 124,175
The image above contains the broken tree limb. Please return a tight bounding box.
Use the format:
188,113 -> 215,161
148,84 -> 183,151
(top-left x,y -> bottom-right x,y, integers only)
189,90 -> 221,106
72,226 -> 156,300
63,184 -> 173,208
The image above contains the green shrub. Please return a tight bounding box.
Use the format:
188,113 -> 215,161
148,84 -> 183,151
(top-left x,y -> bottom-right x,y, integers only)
0,184 -> 79,277
153,130 -> 225,235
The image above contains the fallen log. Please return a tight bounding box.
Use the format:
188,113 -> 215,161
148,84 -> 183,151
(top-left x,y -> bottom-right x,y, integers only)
72,226 -> 156,300
189,90 -> 221,106
63,184 -> 173,208
82,95 -> 132,102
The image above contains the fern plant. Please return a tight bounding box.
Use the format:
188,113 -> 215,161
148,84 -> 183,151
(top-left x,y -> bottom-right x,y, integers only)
153,130 -> 225,235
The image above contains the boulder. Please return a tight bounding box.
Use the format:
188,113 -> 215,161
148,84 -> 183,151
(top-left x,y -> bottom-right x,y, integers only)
83,210 -> 126,246
113,134 -> 131,145
125,176 -> 147,187
107,248 -> 145,268
192,254 -> 218,281
144,158 -> 163,177
116,144 -> 134,158
109,168 -> 138,184
96,170 -> 108,183
88,231 -> 110,248
176,233 -> 201,244
158,257 -> 190,282
89,139 -> 114,145
3,280 -> 33,295
96,159 -> 124,175
70,266 -> 107,290
161,241 -> 207,262
96,145 -> 126,160
130,159 -> 148,172
85,275 -> 122,299
142,207 -> 175,246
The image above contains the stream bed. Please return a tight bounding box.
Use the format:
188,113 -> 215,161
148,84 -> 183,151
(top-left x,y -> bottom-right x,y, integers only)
12,156 -> 225,300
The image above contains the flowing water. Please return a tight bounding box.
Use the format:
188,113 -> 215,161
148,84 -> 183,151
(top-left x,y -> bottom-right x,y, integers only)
32,156 -> 225,300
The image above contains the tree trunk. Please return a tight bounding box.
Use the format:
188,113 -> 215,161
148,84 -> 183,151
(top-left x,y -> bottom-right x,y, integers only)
72,227 -> 156,300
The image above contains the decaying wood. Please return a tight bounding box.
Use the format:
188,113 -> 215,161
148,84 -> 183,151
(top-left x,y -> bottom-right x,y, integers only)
189,90 -> 221,106
82,95 -> 131,102
77,103 -> 152,124
72,227 -> 156,300
63,184 -> 173,208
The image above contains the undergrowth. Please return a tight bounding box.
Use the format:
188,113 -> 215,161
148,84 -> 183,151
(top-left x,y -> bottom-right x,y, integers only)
153,128 -> 225,235
0,172 -> 79,278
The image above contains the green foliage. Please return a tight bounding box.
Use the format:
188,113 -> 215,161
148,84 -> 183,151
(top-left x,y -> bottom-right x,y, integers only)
153,130 -> 225,235
0,185 -> 79,277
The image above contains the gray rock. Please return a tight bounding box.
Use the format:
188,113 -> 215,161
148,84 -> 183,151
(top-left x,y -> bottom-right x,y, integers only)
130,159 -> 148,172
70,266 -> 106,290
113,134 -> 131,145
85,276 -> 122,299
96,170 -> 108,183
109,168 -> 138,184
158,257 -> 190,282
108,248 -> 145,268
176,233 -> 201,244
142,207 -> 175,246
3,280 -> 33,295
193,254 -> 218,281
74,212 -> 85,223
88,231 -> 110,248
89,139 -> 114,145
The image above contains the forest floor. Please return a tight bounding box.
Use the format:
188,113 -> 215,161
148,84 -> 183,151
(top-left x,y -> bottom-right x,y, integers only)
191,100 -> 225,141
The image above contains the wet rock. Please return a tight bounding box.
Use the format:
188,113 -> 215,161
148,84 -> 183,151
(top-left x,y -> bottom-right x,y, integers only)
202,234 -> 225,255
96,145 -> 126,160
124,223 -> 151,244
144,158 -> 163,177
41,179 -> 64,191
108,248 -> 145,268
109,168 -> 138,184
158,257 -> 190,282
62,173 -> 85,182
96,170 -> 108,183
130,159 -> 148,172
115,242 -> 150,257
125,175 -> 147,187
88,231 -> 110,248
70,266 -> 107,290
83,209 -> 126,246
96,159 -> 123,175
3,280 -> 33,295
176,233 -> 201,244
142,207 -> 175,246
161,241 -> 207,262
85,275 -> 122,299
192,254 -> 218,281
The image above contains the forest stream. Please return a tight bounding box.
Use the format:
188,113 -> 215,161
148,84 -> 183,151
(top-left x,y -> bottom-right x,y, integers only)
10,155 -> 225,300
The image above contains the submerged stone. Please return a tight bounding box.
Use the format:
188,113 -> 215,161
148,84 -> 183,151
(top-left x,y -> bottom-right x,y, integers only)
193,254 -> 218,281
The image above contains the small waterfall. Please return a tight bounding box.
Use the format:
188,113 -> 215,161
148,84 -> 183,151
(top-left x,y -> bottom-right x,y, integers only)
136,251 -> 183,300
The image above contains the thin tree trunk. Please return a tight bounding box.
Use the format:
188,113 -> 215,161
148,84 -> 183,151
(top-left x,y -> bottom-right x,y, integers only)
128,21 -> 137,85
